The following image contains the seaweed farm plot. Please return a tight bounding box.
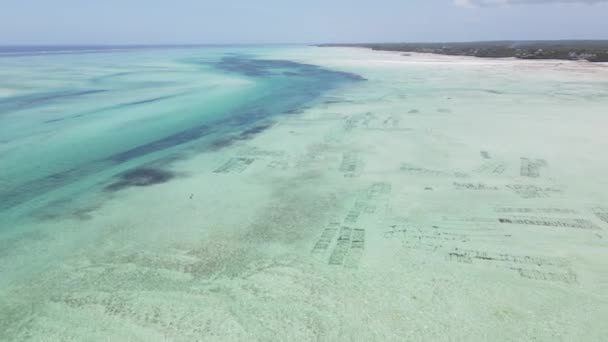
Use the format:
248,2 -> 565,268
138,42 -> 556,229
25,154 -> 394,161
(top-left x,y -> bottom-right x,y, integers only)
344,112 -> 375,132
384,214 -> 512,253
343,182 -> 392,225
339,151 -> 363,178
363,114 -> 411,132
494,207 -> 579,215
520,158 -> 547,178
453,182 -> 500,191
343,112 -> 411,132
474,161 -> 507,175
213,157 -> 255,174
383,221 -> 471,252
446,249 -> 577,285
311,221 -> 341,256
328,227 -> 354,266
310,182 -> 391,268
506,184 -> 562,199
311,223 -> 367,269
343,228 -> 366,268
326,226 -> 366,268
383,215 -> 580,285
237,147 -> 291,170
295,143 -> 340,171
400,163 -> 468,178
592,206 -> 608,226
497,217 -> 600,230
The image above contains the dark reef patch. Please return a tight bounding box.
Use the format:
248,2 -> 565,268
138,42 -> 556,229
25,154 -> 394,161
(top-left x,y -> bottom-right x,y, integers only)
0,89 -> 108,114
208,136 -> 238,151
237,122 -> 275,140
208,55 -> 366,82
105,168 -> 175,192
30,198 -> 101,222
122,94 -> 182,107
44,93 -> 187,124
109,125 -> 212,162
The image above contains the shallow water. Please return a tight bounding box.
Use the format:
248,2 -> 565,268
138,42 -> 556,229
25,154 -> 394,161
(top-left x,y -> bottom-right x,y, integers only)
1,46 -> 608,341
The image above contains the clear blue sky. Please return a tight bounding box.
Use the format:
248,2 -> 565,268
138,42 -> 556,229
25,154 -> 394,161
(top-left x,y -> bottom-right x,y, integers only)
1,0 -> 607,45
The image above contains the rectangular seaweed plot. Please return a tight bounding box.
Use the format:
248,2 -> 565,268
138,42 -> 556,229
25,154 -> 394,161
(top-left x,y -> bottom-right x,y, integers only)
447,249 -> 569,268
446,249 -> 576,284
311,222 -> 341,255
385,227 -> 469,252
453,182 -> 500,191
343,209 -> 362,225
506,184 -> 561,198
520,158 -> 547,178
475,162 -> 507,175
328,227 -> 352,265
498,217 -> 600,230
513,268 -> 577,284
593,207 -> 608,225
213,158 -> 255,174
339,152 -> 361,178
494,207 -> 578,214
344,229 -> 366,268
368,182 -> 392,198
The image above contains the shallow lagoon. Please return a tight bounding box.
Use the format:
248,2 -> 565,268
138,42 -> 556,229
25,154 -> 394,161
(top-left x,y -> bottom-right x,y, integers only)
1,46 -> 608,341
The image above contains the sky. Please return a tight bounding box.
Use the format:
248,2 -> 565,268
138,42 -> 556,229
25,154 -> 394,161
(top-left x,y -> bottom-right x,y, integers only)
1,0 -> 607,45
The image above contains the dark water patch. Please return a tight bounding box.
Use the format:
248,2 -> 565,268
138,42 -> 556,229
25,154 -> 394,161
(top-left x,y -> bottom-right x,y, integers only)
209,55 -> 366,82
105,168 -> 175,192
90,71 -> 134,83
0,161 -> 110,211
485,89 -> 503,95
208,136 -> 238,151
222,110 -> 267,127
237,122 -> 275,141
43,93 -> 186,124
126,95 -> 180,106
109,124 -> 212,163
0,89 -> 108,114
283,71 -> 305,77
212,57 -> 310,77
324,99 -> 352,105
30,198 -> 101,222
0,230 -> 48,258
206,122 -> 274,151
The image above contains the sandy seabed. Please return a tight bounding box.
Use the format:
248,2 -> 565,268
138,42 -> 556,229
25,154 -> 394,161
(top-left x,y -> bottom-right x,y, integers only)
1,48 -> 608,341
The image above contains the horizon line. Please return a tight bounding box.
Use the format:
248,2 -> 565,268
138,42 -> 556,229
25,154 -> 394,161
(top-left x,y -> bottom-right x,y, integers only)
2,39 -> 608,47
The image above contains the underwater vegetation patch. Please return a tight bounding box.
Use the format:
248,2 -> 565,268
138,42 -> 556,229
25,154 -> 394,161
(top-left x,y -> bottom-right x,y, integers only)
105,168 -> 175,192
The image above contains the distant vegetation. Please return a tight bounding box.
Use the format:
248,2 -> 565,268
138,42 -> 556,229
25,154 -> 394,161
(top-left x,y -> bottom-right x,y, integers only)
318,41 -> 608,62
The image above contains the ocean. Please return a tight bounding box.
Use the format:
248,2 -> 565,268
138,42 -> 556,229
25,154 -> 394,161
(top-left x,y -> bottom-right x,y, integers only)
1,45 -> 607,340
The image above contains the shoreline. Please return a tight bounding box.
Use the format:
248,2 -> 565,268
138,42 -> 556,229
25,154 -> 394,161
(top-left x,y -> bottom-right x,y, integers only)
312,46 -> 608,74
317,41 -> 608,63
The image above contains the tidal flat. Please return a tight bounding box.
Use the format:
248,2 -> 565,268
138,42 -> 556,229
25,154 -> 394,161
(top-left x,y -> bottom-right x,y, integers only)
1,46 -> 608,341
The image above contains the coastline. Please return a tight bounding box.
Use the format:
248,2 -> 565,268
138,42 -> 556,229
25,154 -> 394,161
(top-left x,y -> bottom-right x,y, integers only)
317,41 -> 608,63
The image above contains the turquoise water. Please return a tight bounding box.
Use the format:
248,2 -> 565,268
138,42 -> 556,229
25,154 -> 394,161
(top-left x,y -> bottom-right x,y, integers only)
2,46 -> 607,341
0,46 -> 362,225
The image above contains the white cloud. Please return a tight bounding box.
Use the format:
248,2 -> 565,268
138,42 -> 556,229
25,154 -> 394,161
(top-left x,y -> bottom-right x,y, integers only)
455,0 -> 608,7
